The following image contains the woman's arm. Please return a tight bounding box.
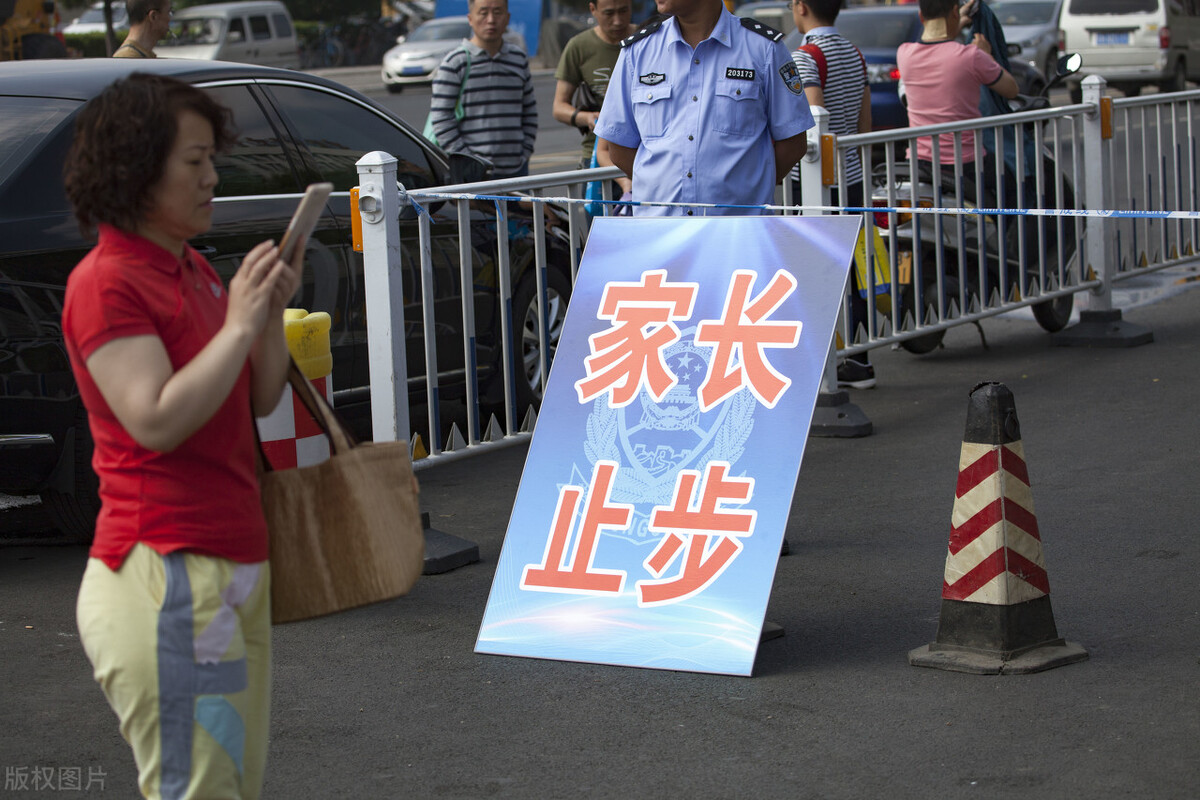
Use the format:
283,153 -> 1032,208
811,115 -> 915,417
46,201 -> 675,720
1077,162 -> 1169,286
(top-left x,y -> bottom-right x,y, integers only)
85,240 -> 292,452
249,239 -> 304,417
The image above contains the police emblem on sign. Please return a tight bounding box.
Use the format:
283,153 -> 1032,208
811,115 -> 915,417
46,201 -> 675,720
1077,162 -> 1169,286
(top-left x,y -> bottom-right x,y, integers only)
779,61 -> 804,95
580,330 -> 757,545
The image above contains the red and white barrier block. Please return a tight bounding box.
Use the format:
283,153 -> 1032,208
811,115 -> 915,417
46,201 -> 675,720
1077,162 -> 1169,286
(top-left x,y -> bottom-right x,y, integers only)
909,382 -> 1088,675
256,374 -> 333,470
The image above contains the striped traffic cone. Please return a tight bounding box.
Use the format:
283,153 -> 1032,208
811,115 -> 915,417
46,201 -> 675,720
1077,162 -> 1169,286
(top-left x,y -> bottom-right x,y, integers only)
909,382 -> 1088,674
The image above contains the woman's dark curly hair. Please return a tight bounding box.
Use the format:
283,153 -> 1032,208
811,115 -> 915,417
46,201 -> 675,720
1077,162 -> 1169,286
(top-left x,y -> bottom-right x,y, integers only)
64,73 -> 235,236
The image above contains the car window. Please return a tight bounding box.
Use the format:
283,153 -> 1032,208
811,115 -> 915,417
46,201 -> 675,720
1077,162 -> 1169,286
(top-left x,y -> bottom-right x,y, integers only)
839,13 -> 920,49
0,98 -> 77,186
229,17 -> 246,42
164,17 -> 223,46
989,1 -> 1059,24
249,15 -> 272,40
408,20 -> 472,42
272,13 -> 293,38
263,84 -> 438,192
0,99 -> 79,215
204,85 -> 301,197
1067,0 -> 1157,12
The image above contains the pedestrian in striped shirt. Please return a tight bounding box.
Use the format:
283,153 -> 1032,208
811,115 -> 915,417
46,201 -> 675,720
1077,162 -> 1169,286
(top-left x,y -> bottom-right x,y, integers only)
790,0 -> 877,389
429,0 -> 538,178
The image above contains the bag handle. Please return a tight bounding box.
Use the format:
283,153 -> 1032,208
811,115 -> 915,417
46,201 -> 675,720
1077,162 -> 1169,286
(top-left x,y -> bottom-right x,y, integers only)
286,360 -> 355,454
454,46 -> 471,119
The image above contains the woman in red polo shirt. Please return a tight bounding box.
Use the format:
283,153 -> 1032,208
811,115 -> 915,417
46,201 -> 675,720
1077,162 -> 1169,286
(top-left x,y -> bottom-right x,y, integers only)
62,73 -> 300,799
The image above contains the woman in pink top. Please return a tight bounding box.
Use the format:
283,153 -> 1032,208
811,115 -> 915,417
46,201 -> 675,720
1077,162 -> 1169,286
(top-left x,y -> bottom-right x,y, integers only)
897,0 -> 1018,167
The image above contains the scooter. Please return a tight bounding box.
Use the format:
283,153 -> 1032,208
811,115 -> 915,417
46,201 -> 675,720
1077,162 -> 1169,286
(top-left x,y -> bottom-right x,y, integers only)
869,54 -> 1084,354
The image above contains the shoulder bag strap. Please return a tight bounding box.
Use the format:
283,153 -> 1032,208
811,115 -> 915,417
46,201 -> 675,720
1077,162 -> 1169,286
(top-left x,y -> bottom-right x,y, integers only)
455,47 -> 472,119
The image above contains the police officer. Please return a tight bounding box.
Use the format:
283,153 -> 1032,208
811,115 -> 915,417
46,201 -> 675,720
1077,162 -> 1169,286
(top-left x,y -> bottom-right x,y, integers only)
594,0 -> 814,216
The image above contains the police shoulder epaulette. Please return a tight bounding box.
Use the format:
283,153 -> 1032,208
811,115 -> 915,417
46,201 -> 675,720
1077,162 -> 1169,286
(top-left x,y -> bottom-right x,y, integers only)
740,16 -> 784,43
622,17 -> 665,48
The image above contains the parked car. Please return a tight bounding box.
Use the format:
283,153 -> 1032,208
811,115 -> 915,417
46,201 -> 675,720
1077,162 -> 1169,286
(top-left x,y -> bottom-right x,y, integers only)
988,0 -> 1061,80
381,15 -> 525,92
0,58 -> 572,538
156,1 -> 300,70
62,1 -> 128,35
1058,0 -> 1197,99
783,6 -> 1047,130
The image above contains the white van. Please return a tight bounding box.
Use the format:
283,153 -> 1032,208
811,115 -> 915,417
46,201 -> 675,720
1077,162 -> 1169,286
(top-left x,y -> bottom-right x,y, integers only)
157,1 -> 299,69
1058,0 -> 1200,97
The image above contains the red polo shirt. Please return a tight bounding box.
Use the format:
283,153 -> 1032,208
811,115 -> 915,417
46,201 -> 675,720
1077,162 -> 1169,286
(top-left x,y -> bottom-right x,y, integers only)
63,225 -> 268,569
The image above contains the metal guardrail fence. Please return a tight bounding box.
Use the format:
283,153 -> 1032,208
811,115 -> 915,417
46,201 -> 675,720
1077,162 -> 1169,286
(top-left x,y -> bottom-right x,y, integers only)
355,75 -> 1200,468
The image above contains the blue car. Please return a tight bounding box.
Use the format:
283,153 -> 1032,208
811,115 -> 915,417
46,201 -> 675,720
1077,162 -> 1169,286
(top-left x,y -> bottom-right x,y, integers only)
785,6 -> 922,131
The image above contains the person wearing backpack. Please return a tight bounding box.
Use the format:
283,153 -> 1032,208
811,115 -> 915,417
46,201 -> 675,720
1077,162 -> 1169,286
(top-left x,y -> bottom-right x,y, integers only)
428,0 -> 537,178
790,0 -> 876,388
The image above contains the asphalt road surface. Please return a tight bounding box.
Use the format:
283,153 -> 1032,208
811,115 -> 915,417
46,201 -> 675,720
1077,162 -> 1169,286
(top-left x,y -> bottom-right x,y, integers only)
3,263 -> 1199,798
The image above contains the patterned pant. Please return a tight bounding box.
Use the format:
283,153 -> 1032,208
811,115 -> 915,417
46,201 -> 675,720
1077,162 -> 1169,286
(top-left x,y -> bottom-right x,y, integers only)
77,544 -> 271,799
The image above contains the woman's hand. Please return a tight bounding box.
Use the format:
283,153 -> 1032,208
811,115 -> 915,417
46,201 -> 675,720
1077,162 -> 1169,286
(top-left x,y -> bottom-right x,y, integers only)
959,0 -> 978,29
269,238 -> 304,318
226,240 -> 291,338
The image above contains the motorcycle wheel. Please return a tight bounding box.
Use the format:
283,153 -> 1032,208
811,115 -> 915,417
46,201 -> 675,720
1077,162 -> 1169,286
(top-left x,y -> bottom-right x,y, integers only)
899,263 -> 956,354
1031,294 -> 1073,332
1023,191 -> 1077,333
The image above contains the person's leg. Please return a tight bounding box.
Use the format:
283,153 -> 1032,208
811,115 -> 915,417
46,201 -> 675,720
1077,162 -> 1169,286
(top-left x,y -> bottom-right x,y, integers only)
77,545 -> 169,799
835,182 -> 876,388
182,552 -> 270,800
77,544 -> 271,800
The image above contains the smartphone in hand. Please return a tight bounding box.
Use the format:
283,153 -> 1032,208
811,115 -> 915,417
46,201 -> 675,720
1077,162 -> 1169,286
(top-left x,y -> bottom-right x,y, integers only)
279,182 -> 333,264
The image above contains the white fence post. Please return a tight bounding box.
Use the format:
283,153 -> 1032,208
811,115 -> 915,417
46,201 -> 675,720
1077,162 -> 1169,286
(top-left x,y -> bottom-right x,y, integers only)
1082,76 -> 1113,313
799,105 -> 829,217
355,150 -> 412,442
1054,77 -> 1153,346
801,107 -> 872,437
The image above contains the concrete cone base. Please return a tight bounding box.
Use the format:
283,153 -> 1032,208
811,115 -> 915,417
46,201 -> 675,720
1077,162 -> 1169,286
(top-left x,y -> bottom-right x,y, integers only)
908,640 -> 1089,675
910,596 -> 1089,674
1052,309 -> 1153,348
809,390 -> 872,437
421,512 -> 480,575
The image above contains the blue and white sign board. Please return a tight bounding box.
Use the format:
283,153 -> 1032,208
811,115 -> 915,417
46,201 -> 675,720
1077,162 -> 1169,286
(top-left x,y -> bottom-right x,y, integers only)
475,215 -> 861,676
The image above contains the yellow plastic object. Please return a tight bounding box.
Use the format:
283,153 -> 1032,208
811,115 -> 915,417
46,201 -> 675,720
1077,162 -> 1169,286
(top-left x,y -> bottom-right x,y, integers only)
1100,96 -> 1113,140
283,309 -> 333,380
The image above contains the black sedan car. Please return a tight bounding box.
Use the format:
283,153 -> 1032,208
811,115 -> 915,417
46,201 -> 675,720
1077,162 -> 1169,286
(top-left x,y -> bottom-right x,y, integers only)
0,58 -> 572,538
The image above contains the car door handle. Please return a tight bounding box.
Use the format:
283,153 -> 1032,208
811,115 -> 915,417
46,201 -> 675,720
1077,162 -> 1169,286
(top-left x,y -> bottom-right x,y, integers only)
193,245 -> 218,257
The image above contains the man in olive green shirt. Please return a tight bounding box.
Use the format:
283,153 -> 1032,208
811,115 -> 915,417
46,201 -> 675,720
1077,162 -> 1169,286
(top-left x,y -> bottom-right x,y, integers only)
553,0 -> 636,169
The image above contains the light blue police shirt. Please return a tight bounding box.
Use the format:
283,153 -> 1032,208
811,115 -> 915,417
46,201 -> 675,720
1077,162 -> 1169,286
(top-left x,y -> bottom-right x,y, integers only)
595,8 -> 814,216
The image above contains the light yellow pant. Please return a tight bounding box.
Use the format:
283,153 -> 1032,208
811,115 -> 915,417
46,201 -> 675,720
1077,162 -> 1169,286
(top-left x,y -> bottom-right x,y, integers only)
77,543 -> 271,800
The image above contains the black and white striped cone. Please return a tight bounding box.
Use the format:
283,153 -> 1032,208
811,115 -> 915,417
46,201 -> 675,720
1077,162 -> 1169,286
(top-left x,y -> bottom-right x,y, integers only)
909,382 -> 1088,675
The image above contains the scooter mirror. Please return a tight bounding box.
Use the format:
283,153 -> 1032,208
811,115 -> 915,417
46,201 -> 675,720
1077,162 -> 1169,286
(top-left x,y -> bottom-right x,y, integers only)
1057,53 -> 1082,76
